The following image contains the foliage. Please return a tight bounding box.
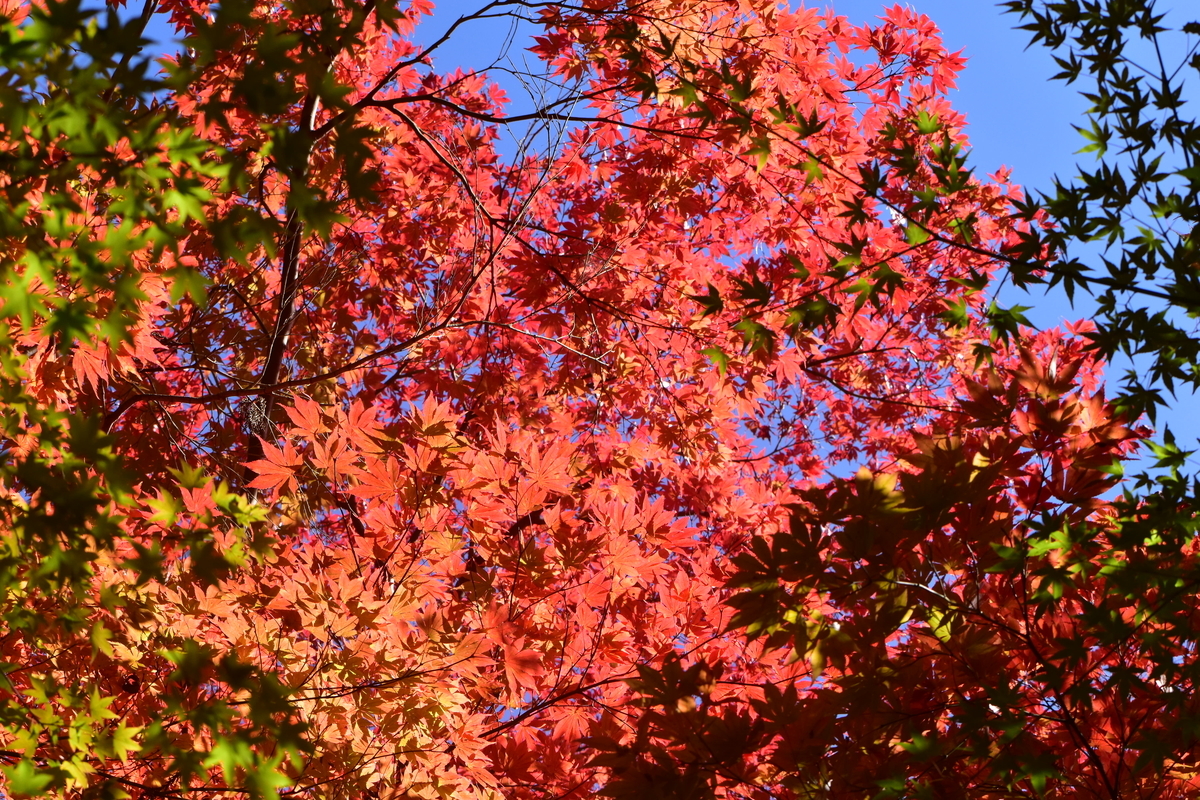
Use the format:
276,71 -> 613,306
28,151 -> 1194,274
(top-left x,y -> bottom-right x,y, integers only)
1001,0 -> 1200,424
614,2 -> 1200,799
4,0 -> 1188,798
0,0 -> 1043,796
0,0 -> 305,795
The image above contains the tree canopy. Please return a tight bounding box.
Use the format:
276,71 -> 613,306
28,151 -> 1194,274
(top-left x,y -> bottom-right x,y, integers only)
0,0 -> 1196,798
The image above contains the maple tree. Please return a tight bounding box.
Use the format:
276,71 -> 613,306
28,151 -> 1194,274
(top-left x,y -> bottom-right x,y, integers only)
0,0 -> 1175,798
609,2 -> 1200,799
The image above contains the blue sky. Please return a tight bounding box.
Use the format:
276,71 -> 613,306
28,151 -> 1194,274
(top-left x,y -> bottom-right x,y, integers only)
415,1 -> 1088,192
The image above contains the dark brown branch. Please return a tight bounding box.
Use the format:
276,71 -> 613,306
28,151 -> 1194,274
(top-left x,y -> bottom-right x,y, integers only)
311,0 -> 541,140
363,93 -> 707,140
104,320 -> 453,430
243,3 -> 380,477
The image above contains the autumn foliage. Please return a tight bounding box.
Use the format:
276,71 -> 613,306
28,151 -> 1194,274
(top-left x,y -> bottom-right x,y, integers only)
0,0 -> 1195,798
